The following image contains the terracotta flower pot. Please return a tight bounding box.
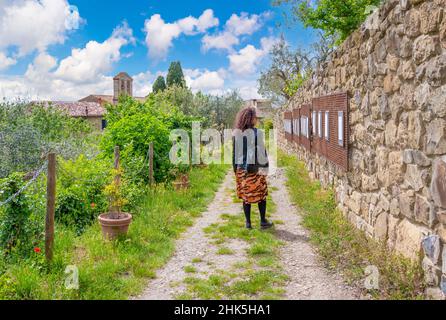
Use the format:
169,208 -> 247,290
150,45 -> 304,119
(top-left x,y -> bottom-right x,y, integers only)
98,213 -> 132,240
173,174 -> 190,191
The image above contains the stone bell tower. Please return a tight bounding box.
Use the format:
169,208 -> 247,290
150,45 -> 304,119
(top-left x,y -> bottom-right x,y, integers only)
113,72 -> 133,104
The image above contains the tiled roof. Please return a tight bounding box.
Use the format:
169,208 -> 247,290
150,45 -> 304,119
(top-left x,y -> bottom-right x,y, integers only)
78,95 -> 114,103
79,94 -> 146,103
113,72 -> 132,80
37,101 -> 106,117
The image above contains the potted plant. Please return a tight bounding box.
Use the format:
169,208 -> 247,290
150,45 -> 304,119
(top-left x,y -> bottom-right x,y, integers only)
98,168 -> 132,240
172,164 -> 190,191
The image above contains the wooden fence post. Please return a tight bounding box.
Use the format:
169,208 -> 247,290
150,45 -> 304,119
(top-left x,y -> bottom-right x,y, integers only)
45,153 -> 56,263
114,146 -> 120,186
149,142 -> 154,186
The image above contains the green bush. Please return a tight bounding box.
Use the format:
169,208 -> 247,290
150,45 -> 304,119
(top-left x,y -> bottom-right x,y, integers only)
101,96 -> 196,184
0,173 -> 41,257
0,101 -> 95,178
56,155 -> 109,234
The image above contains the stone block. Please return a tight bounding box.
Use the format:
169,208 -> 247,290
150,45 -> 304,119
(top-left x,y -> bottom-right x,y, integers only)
430,156 -> 446,208
438,211 -> 446,225
404,8 -> 421,38
414,82 -> 430,108
415,194 -> 436,227
426,120 -> 446,155
399,189 -> 415,218
426,54 -> 446,86
390,198 -> 401,216
394,218 -> 426,260
421,235 -> 441,264
374,212 -> 388,241
405,164 -> 425,191
385,121 -> 398,147
348,191 -> 363,215
422,257 -> 441,286
398,59 -> 415,80
362,173 -> 379,192
413,35 -> 440,65
419,1 -> 443,34
407,111 -> 424,149
428,85 -> 446,118
425,287 -> 445,300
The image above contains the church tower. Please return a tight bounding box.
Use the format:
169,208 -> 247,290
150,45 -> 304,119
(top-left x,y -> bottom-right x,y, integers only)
113,72 -> 133,104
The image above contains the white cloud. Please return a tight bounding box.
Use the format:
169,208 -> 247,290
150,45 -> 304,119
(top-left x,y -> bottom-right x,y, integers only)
185,68 -> 225,94
54,22 -> 134,83
0,51 -> 16,70
228,36 -> 279,76
178,9 -> 219,35
144,9 -> 218,60
0,0 -> 83,56
0,22 -> 134,101
226,12 -> 265,36
202,31 -> 239,52
201,11 -> 271,52
228,45 -> 265,75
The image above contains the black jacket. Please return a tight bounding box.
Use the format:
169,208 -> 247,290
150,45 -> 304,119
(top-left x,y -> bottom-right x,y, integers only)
232,128 -> 269,174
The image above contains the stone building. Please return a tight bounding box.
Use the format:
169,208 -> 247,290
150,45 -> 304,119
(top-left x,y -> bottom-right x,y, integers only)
277,0 -> 446,299
48,72 -> 146,130
78,72 -> 146,106
244,99 -> 274,119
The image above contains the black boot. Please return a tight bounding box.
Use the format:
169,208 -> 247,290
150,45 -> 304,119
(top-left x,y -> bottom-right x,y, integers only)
260,220 -> 274,230
259,200 -> 273,230
243,202 -> 252,229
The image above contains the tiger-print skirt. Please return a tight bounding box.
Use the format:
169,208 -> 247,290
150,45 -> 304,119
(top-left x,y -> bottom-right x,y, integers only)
235,169 -> 268,204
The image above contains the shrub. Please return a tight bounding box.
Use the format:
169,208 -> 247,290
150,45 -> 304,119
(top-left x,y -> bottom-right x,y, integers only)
0,173 -> 40,257
101,96 -> 196,184
0,101 -> 95,178
56,155 -> 109,234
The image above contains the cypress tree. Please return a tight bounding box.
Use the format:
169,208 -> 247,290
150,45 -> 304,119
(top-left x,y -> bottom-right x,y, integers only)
166,61 -> 186,88
152,75 -> 167,93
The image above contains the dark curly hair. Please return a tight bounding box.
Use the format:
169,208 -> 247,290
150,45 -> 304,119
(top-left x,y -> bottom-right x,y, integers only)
234,107 -> 257,131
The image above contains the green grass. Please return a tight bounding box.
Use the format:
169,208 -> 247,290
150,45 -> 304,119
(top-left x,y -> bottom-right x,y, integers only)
184,265 -> 197,273
0,164 -> 228,300
216,247 -> 234,255
278,150 -> 426,300
180,191 -> 287,300
191,257 -> 203,264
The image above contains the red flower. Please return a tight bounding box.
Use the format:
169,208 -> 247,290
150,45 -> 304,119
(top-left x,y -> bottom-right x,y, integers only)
34,247 -> 41,253
91,203 -> 96,209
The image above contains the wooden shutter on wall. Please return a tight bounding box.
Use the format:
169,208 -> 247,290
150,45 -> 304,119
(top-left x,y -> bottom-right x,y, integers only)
299,104 -> 312,151
292,108 -> 300,144
283,111 -> 293,141
312,92 -> 349,170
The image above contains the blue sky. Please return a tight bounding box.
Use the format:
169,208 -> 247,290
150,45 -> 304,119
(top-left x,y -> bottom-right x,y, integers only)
0,0 -> 315,101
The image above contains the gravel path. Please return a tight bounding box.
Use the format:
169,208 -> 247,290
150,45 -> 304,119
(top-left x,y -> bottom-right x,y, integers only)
269,168 -> 361,300
137,168 -> 361,300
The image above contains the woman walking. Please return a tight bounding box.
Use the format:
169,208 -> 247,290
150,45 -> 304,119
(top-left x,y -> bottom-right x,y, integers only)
232,107 -> 273,230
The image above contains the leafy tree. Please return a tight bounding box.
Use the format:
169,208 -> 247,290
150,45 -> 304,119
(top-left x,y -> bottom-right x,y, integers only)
258,35 -> 334,104
0,101 -> 94,178
152,75 -> 167,93
101,96 -> 196,183
166,61 -> 186,88
150,85 -> 243,129
273,0 -> 381,43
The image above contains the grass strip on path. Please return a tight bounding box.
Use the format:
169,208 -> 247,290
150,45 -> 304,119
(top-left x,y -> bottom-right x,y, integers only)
177,190 -> 287,300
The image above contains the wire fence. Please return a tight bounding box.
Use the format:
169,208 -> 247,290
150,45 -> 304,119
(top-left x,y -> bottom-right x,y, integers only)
0,161 -> 48,208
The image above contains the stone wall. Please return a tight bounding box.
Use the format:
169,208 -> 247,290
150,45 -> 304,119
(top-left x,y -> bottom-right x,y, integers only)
276,0 -> 446,298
